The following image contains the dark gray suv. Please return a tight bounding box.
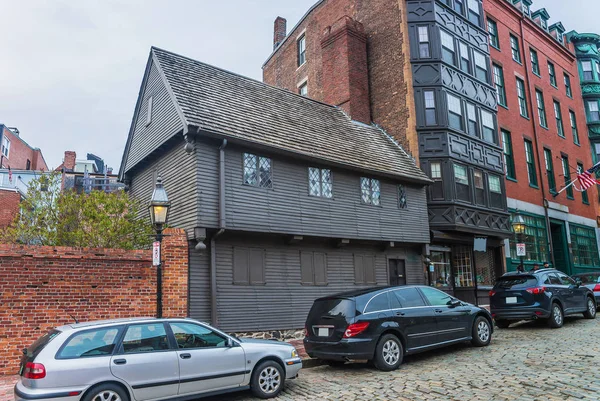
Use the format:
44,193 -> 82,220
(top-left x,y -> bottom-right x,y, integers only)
490,269 -> 597,328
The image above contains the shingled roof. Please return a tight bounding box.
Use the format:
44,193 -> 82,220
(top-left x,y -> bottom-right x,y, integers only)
125,47 -> 430,184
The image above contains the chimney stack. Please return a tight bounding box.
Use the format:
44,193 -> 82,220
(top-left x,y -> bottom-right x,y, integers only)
321,16 -> 371,124
63,151 -> 76,171
273,17 -> 287,49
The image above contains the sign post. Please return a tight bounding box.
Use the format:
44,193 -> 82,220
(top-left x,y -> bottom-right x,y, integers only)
152,241 -> 161,266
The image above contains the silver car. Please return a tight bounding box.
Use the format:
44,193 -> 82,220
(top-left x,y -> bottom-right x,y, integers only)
15,318 -> 301,401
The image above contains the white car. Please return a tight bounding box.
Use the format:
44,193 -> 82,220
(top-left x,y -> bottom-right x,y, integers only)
15,317 -> 302,401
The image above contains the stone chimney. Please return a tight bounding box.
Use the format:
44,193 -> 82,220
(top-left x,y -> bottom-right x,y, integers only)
273,17 -> 287,49
320,16 -> 371,124
63,151 -> 76,171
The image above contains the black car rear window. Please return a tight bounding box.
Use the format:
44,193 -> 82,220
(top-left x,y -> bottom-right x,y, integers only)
24,329 -> 61,360
309,298 -> 356,319
495,276 -> 538,289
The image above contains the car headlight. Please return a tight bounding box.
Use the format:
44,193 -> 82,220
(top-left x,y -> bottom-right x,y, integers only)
291,349 -> 298,358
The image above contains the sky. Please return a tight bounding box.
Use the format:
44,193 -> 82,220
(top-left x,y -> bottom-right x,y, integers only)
1,0 -> 599,171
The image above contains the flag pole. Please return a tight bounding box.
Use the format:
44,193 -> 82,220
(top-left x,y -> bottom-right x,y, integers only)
553,177 -> 578,197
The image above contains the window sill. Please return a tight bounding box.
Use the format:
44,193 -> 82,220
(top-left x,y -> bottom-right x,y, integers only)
539,125 -> 549,131
532,72 -> 541,78
558,134 -> 566,139
583,201 -> 590,205
513,59 -> 523,65
566,196 -> 575,201
574,142 -> 581,147
550,84 -> 558,90
296,62 -> 307,71
520,114 -> 530,120
567,94 -> 573,99
242,183 -> 274,191
529,184 -> 539,189
498,103 -> 509,110
506,177 -> 518,183
490,44 -> 501,51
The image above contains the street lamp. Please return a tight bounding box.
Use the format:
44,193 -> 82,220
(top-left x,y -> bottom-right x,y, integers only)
149,175 -> 170,318
512,213 -> 526,270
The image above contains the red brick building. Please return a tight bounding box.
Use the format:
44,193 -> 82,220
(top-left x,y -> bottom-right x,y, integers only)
0,125 -> 48,172
486,0 -> 600,274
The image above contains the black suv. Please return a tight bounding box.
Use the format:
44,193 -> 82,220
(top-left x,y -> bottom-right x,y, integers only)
490,268 -> 597,328
304,285 -> 493,371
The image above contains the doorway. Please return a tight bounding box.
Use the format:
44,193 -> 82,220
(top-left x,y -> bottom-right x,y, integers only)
550,219 -> 571,274
388,259 -> 406,286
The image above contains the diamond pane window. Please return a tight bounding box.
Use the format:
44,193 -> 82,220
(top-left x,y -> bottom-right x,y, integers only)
243,153 -> 272,188
398,185 -> 407,209
308,167 -> 332,198
361,177 -> 381,206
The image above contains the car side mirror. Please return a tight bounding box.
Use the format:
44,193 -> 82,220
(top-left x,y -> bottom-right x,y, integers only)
575,278 -> 582,286
448,299 -> 461,308
226,338 -> 235,348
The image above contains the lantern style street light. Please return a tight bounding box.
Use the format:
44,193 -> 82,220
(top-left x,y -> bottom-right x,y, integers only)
512,213 -> 526,270
149,176 -> 170,318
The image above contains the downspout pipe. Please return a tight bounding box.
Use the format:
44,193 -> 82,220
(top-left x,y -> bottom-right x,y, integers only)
520,19 -> 555,268
210,138 -> 227,326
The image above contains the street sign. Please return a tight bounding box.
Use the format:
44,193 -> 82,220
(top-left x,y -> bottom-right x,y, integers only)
152,241 -> 161,266
516,243 -> 526,257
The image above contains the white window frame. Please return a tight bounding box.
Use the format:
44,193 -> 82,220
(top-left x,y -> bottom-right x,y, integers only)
308,167 -> 332,198
1,136 -> 10,158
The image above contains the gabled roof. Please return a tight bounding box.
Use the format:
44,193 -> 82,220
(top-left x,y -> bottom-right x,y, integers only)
549,22 -> 565,33
531,8 -> 550,20
123,47 -> 430,184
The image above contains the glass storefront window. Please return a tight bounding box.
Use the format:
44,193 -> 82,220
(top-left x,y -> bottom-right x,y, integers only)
475,249 -> 496,287
453,246 -> 474,287
508,212 -> 549,263
429,251 -> 452,289
570,224 -> 600,268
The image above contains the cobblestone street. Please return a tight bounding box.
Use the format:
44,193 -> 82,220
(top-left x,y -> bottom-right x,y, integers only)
206,316 -> 600,401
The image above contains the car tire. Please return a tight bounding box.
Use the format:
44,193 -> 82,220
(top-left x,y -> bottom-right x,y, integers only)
471,316 -> 492,347
250,360 -> 285,399
373,334 -> 403,372
324,360 -> 346,367
83,383 -> 129,401
547,302 -> 564,328
583,297 -> 597,319
495,319 -> 510,329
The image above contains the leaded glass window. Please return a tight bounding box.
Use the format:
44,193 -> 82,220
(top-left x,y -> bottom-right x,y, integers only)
361,177 -> 381,206
509,212 -> 549,263
243,153 -> 272,188
308,167 -> 332,198
570,224 -> 600,268
398,185 -> 407,209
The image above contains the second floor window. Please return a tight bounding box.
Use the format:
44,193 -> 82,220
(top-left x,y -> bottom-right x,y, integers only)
548,62 -> 557,87
510,35 -> 521,63
564,74 -> 572,97
431,162 -> 444,200
544,148 -> 556,194
418,26 -> 430,58
243,153 -> 272,188
481,109 -> 495,143
516,78 -> 528,118
493,64 -> 507,107
308,167 -> 332,198
297,34 -> 306,66
535,90 -> 547,128
488,175 -> 503,208
524,139 -> 538,187
502,130 -> 516,180
530,49 -> 540,75
488,19 -> 499,48
554,101 -> 564,137
447,93 -> 463,130
587,101 -> 600,122
1,136 -> 10,158
424,90 -> 436,125
454,164 -> 470,202
582,61 -> 593,81
562,156 -> 573,199
570,111 -> 580,145
474,51 -> 488,82
360,177 -> 381,206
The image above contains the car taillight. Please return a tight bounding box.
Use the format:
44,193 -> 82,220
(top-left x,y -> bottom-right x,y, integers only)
489,290 -> 496,297
526,286 -> 546,294
304,325 -> 309,337
23,362 -> 45,379
343,322 -> 369,338
593,284 -> 600,292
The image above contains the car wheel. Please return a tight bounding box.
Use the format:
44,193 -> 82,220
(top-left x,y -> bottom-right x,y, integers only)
583,297 -> 597,319
548,302 -> 564,328
83,383 -> 129,401
324,360 -> 346,367
373,334 -> 403,371
471,316 -> 492,347
495,319 -> 510,329
250,360 -> 285,399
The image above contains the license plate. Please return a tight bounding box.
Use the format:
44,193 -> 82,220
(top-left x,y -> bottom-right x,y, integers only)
318,328 -> 329,337
506,297 -> 518,304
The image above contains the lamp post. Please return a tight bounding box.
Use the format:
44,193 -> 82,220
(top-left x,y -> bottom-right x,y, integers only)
149,176 -> 170,318
512,213 -> 526,270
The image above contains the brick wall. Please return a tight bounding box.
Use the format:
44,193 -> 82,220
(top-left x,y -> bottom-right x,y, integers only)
262,0 -> 420,159
0,190 -> 20,229
0,228 -> 188,375
0,127 -> 48,171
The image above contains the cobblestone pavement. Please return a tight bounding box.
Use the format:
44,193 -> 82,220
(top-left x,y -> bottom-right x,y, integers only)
205,316 -> 600,401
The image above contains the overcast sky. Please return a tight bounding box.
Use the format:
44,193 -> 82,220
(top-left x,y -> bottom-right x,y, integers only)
1,0 -> 598,171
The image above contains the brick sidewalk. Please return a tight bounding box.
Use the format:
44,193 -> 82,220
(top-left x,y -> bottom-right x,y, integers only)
0,375 -> 16,401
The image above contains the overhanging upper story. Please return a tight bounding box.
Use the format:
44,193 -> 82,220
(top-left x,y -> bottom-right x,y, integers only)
119,47 -> 432,244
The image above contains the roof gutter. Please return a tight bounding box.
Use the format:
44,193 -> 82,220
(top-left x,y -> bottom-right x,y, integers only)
210,138 -> 227,326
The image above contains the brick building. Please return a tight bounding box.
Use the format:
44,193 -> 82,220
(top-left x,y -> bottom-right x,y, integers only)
263,0 -> 511,304
0,124 -> 48,172
485,0 -> 600,274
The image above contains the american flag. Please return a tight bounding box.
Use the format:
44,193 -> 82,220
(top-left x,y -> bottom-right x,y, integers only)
577,161 -> 600,190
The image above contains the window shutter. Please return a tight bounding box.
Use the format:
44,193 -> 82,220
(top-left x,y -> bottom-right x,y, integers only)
300,251 -> 314,285
354,254 -> 364,284
249,249 -> 265,284
364,256 -> 377,284
233,247 -> 249,285
314,253 -> 327,285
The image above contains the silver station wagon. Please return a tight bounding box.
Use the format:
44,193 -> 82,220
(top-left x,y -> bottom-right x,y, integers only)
15,318 -> 301,401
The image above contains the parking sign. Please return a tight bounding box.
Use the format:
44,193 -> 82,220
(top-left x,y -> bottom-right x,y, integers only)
516,243 -> 526,257
152,241 -> 161,266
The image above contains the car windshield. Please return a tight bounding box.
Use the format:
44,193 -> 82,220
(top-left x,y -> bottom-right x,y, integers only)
24,329 -> 61,360
494,276 -> 538,289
